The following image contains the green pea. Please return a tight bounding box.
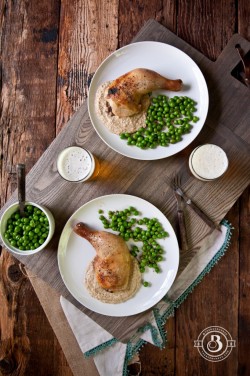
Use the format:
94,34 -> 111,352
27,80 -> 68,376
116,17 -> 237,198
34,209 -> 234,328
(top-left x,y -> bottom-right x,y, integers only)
121,94 -> 198,149
29,231 -> 34,238
98,206 -> 169,278
154,266 -> 160,273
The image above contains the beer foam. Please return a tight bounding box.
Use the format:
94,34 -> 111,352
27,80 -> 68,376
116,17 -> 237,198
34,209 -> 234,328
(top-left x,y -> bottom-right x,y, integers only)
57,146 -> 94,182
190,144 -> 228,180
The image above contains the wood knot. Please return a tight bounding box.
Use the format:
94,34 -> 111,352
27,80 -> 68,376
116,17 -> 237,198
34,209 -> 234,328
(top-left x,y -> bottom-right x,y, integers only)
0,356 -> 18,374
7,264 -> 23,283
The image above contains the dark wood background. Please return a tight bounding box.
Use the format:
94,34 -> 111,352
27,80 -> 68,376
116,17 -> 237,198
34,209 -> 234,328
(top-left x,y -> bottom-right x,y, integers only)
0,1 -> 249,375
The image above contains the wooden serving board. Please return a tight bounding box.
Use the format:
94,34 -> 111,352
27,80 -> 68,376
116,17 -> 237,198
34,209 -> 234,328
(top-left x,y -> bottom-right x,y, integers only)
0,20 -> 249,342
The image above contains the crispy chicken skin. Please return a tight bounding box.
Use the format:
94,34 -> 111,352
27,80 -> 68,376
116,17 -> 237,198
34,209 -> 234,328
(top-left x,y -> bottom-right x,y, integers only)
73,222 -> 132,292
105,68 -> 183,117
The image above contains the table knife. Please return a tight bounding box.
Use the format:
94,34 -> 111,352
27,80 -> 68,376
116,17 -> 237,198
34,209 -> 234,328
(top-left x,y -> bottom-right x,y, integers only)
17,163 -> 26,217
174,191 -> 189,252
235,44 -> 250,87
174,186 -> 221,231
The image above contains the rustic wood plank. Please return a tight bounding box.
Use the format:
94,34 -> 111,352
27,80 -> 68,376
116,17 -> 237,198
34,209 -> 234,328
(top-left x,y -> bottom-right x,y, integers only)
27,271 -> 99,376
238,0 -> 250,40
118,3 -> 178,374
1,2 -> 249,375
177,0 -> 236,60
175,200 -> 239,376
238,187 -> 250,375
56,0 -> 119,133
23,280 -> 73,376
138,317 -> 176,376
1,16 -> 249,344
118,0 -> 177,47
174,2 -> 246,375
237,4 -> 250,373
0,0 -> 71,375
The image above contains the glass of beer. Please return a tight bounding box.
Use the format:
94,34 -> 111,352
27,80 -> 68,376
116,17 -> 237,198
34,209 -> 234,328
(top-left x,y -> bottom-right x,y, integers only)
57,146 -> 99,183
189,144 -> 228,181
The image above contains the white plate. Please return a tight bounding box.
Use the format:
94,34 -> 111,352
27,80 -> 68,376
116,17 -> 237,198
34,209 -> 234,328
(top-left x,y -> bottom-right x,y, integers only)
88,41 -> 209,160
58,194 -> 179,316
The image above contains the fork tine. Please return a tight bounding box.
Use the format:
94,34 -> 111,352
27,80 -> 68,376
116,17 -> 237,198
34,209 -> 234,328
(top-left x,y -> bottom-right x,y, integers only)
173,174 -> 182,189
166,173 -> 182,190
172,174 -> 181,190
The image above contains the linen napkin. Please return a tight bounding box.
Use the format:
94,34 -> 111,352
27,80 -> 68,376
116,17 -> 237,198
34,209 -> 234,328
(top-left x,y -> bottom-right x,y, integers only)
60,221 -> 232,376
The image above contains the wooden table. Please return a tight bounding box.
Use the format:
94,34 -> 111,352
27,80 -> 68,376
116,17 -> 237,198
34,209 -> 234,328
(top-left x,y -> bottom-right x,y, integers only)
0,1 -> 249,375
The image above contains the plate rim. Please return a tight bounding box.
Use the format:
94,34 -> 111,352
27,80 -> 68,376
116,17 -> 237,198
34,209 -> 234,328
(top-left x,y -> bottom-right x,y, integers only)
57,193 -> 180,317
88,40 -> 209,160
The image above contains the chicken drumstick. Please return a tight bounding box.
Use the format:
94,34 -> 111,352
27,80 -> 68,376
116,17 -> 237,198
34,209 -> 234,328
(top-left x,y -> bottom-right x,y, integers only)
73,222 -> 132,292
105,68 -> 183,117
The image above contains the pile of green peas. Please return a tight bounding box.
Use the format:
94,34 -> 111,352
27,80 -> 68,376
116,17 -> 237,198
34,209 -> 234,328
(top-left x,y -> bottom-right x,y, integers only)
4,205 -> 50,251
98,207 -> 169,286
120,94 -> 199,149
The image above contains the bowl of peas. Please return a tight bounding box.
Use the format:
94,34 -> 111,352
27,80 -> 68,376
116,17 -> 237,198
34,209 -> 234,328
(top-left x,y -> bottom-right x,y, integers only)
0,202 -> 55,255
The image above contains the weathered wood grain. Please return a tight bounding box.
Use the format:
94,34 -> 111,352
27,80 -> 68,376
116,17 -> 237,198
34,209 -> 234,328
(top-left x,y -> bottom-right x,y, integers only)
238,187 -> 250,376
177,0 -> 236,61
56,0 -> 118,133
0,254 -> 30,374
0,8 -> 250,354
118,0 -> 177,47
138,317 -> 176,376
175,200 -> 240,376
238,3 -> 250,372
1,19 -> 249,281
173,3 -> 243,375
27,270 -> 98,376
118,0 -> 177,376
1,38 -> 249,343
0,1 -> 250,375
238,0 -> 250,40
0,0 -> 71,375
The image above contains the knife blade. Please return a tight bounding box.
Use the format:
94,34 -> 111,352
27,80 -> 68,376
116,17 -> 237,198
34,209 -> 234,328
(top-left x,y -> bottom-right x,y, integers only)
235,44 -> 250,88
174,186 -> 221,231
174,191 -> 189,252
17,163 -> 26,217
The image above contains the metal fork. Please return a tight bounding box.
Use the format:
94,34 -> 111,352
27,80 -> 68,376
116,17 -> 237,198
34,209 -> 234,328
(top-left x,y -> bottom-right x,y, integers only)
166,174 -> 221,231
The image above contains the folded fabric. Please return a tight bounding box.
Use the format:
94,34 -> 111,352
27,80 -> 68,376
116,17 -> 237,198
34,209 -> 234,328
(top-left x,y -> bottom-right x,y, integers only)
60,221 -> 232,376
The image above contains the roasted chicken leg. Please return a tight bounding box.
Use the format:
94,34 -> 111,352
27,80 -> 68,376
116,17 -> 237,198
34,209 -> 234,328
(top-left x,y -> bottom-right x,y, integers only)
73,222 -> 132,292
105,68 -> 183,117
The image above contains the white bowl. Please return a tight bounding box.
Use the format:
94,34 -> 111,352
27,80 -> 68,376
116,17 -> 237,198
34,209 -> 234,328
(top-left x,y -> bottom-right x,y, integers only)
0,201 -> 55,255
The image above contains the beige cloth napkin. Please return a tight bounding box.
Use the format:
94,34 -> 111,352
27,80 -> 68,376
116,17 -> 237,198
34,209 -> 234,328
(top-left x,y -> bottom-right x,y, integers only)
60,222 -> 232,376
